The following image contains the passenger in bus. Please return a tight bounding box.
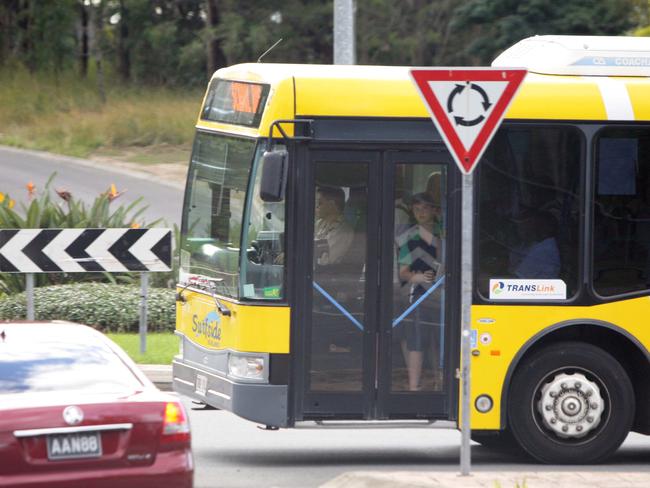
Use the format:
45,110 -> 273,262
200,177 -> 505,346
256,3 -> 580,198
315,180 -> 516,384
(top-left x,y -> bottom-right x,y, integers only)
396,192 -> 443,391
426,171 -> 444,237
313,186 -> 358,355
314,187 -> 355,265
509,210 -> 561,279
393,185 -> 414,315
394,174 -> 412,237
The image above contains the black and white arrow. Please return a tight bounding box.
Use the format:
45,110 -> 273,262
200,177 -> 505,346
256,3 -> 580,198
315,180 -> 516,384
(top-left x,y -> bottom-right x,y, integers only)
0,228 -> 172,273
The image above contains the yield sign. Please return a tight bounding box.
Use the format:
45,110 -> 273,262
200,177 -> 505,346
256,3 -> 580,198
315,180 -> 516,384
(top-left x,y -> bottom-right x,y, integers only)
410,68 -> 527,174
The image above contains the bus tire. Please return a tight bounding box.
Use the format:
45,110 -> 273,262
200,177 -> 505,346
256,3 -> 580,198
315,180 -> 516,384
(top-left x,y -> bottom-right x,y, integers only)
508,341 -> 634,464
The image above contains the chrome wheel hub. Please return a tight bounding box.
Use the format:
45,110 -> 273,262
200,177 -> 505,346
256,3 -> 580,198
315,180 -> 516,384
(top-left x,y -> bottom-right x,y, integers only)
537,372 -> 604,439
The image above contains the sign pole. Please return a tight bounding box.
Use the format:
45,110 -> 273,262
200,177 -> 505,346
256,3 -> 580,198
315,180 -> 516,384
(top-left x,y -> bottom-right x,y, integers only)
25,273 -> 35,321
139,272 -> 149,354
333,0 -> 355,65
409,65 -> 526,478
460,171 -> 473,476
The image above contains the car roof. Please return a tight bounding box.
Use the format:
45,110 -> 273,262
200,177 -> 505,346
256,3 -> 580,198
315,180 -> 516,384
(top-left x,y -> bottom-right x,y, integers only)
2,321 -> 104,340
0,321 -> 153,388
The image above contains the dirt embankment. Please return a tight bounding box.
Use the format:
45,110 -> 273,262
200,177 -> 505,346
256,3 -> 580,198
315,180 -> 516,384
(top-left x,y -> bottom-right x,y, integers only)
90,145 -> 190,186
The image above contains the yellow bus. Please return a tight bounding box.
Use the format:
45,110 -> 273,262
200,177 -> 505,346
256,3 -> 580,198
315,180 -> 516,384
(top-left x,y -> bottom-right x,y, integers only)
173,35 -> 650,464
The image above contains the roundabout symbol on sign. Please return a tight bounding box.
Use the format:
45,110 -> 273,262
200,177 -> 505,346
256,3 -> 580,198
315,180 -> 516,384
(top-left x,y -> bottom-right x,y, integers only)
447,82 -> 493,127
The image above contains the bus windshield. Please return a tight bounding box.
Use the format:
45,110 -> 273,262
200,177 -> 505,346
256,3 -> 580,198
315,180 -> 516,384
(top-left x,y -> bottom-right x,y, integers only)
180,131 -> 286,299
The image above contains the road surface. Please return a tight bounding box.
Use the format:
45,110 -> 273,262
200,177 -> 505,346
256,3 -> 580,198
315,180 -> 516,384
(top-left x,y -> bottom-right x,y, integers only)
183,398 -> 650,488
0,146 -> 184,227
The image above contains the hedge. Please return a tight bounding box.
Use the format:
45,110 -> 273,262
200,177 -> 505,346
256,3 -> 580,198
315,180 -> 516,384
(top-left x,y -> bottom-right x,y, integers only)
0,282 -> 175,332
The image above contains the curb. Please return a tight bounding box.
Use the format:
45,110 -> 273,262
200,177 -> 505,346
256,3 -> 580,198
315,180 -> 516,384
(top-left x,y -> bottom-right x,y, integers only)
319,471 -> 650,488
139,364 -> 173,391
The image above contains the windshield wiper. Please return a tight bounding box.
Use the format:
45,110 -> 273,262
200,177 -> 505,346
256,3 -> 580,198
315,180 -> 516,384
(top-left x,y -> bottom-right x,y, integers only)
209,279 -> 232,317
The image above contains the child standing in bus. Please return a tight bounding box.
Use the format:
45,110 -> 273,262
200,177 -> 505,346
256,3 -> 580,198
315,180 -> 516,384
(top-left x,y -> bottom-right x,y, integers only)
397,192 -> 443,391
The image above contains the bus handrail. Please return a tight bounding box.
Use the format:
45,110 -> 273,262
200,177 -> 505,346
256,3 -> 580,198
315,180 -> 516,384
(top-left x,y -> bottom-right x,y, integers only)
267,119 -> 314,148
392,276 -> 446,328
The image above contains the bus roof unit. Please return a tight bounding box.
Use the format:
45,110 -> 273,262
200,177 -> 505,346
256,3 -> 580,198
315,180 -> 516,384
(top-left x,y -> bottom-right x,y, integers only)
492,35 -> 650,77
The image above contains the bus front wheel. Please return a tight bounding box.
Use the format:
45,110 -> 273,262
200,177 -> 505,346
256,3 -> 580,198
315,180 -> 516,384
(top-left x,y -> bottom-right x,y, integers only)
508,341 -> 634,464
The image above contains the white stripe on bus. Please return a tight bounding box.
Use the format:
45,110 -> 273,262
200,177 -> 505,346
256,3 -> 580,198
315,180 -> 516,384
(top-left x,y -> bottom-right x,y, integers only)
590,76 -> 635,121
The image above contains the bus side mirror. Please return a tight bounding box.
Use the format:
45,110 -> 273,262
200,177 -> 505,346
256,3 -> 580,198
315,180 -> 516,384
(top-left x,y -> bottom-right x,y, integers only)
260,150 -> 288,202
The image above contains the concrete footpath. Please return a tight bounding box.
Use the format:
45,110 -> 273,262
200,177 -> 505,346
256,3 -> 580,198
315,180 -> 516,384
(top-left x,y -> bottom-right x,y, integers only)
320,471 -> 650,487
139,364 -> 173,391
138,365 -> 650,487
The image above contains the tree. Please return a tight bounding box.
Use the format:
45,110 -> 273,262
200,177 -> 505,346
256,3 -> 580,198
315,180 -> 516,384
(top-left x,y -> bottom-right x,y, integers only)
205,0 -> 227,77
357,0 -> 460,66
216,0 -> 333,65
445,0 -> 643,66
116,0 -> 130,81
631,0 -> 650,35
16,0 -> 77,72
78,0 -> 89,77
91,0 -> 106,102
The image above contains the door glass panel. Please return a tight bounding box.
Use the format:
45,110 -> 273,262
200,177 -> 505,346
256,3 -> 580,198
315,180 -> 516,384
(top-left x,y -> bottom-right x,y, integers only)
309,162 -> 368,392
391,164 -> 447,392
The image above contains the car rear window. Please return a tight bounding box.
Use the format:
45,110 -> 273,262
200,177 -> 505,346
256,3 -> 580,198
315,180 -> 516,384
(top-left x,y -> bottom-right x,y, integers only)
0,338 -> 142,394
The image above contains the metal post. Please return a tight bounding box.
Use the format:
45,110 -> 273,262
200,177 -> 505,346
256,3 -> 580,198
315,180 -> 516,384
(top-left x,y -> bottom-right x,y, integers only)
139,272 -> 149,354
25,273 -> 35,321
333,0 -> 356,64
460,172 -> 474,475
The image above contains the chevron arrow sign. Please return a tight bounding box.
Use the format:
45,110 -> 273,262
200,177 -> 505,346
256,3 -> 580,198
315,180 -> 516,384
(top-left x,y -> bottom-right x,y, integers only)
0,228 -> 172,273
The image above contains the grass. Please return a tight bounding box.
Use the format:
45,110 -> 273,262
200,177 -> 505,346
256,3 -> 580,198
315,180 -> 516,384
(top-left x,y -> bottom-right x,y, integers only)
0,66 -> 201,161
107,332 -> 179,365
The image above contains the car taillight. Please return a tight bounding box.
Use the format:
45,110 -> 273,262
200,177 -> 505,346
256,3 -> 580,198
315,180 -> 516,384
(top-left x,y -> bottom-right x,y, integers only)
160,402 -> 191,449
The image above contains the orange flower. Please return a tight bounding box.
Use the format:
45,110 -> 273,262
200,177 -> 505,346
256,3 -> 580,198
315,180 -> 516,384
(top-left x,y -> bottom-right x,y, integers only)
130,221 -> 141,229
26,182 -> 35,198
0,192 -> 5,204
106,183 -> 125,202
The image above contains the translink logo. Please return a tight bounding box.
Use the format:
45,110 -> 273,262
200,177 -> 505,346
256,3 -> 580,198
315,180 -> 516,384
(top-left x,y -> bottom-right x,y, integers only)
492,281 -> 505,295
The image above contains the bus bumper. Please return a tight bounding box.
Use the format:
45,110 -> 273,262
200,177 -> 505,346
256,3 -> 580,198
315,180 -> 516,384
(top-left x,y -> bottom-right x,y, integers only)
172,358 -> 289,427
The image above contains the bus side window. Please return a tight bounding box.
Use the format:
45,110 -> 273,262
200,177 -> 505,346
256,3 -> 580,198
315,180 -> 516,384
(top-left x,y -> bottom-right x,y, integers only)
593,128 -> 650,296
477,126 -> 582,299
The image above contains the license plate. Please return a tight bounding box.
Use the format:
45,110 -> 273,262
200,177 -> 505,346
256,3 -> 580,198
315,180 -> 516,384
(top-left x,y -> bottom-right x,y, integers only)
195,373 -> 208,396
46,432 -> 102,460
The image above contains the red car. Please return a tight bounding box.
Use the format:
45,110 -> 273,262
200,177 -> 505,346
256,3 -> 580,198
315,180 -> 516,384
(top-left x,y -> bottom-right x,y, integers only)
0,321 -> 193,488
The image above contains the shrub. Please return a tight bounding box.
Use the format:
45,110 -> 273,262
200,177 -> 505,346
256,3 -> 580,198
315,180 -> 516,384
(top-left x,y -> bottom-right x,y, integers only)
0,282 -> 175,333
0,173 -> 177,295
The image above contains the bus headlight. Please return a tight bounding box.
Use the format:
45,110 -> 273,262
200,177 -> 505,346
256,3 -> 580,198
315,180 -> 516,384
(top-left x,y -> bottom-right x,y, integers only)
228,354 -> 266,382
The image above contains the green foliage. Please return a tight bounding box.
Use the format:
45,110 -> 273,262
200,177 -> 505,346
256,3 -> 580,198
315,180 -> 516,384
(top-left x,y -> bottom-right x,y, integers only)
0,173 -> 169,295
1,0 -> 78,72
0,283 -> 175,332
217,0 -> 333,65
0,66 -> 198,157
2,0 -> 647,91
108,0 -> 208,86
357,0 -> 457,66
446,0 -> 643,65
